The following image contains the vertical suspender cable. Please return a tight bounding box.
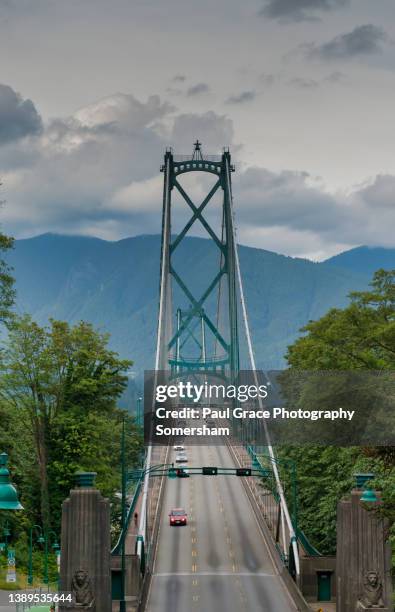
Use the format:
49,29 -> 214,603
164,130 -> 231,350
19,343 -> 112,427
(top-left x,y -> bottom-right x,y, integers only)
224,156 -> 300,578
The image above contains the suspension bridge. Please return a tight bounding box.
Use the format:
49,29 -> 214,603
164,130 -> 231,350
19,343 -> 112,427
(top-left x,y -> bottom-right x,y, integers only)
119,142 -> 312,611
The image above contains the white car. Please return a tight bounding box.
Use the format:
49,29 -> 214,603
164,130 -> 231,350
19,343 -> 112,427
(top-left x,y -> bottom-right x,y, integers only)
173,444 -> 185,451
175,453 -> 188,463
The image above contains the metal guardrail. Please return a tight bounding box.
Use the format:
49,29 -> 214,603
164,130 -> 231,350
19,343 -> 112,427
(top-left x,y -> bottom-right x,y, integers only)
296,528 -> 322,557
245,445 -> 322,558
111,478 -> 143,556
172,155 -> 222,162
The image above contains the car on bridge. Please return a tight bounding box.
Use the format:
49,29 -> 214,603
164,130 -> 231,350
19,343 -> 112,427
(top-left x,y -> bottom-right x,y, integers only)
175,452 -> 188,463
173,444 -> 185,451
176,467 -> 189,478
169,508 -> 188,526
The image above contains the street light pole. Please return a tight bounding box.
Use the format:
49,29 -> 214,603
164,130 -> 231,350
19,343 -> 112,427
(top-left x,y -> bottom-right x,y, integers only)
137,397 -> 143,428
1,520 -> 10,557
28,524 -> 42,586
120,416 -> 126,612
45,531 -> 60,586
28,526 -> 59,586
43,533 -> 48,585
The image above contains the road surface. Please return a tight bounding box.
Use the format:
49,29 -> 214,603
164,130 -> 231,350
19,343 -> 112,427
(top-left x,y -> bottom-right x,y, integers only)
146,442 -> 297,611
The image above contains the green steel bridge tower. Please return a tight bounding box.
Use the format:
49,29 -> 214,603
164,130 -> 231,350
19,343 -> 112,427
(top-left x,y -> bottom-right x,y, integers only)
156,140 -> 240,380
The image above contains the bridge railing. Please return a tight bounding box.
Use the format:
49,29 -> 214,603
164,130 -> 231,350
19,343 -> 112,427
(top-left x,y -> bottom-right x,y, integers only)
172,155 -> 222,162
244,445 -> 295,566
111,476 -> 143,556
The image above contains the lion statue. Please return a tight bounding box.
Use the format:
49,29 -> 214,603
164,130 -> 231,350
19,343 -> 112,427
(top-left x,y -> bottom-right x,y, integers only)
357,571 -> 385,609
71,569 -> 95,608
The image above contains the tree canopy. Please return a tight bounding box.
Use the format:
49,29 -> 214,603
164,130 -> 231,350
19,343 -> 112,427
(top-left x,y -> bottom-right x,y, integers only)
0,316 -> 141,537
279,269 -> 395,556
0,229 -> 15,324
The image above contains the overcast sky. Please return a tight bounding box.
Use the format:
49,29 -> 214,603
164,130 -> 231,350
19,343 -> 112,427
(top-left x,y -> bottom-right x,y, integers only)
0,0 -> 395,260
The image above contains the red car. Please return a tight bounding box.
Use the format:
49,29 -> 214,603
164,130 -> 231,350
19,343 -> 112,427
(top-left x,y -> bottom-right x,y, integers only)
169,508 -> 187,526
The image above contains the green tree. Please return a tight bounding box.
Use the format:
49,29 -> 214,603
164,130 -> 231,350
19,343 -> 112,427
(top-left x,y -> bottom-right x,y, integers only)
281,269 -> 395,554
0,181 -> 15,323
0,316 -> 133,532
286,269 -> 395,370
0,229 -> 15,324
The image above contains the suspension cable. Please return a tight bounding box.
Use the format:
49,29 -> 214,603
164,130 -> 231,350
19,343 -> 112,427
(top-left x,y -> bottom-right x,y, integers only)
214,207 -> 226,361
224,156 -> 300,578
137,153 -> 171,558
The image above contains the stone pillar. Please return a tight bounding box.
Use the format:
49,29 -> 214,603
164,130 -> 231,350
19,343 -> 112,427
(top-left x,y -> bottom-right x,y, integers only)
59,472 -> 111,612
336,482 -> 392,611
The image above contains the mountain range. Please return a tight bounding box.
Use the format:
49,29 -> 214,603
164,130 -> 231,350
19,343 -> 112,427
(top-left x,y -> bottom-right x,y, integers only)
5,234 -> 395,374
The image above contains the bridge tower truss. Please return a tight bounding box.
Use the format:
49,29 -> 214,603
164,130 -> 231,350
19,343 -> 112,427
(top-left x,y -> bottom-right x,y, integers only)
157,141 -> 239,379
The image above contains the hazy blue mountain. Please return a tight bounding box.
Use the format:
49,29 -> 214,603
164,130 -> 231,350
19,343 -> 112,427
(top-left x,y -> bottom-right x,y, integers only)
6,234 -> 393,374
324,246 -> 395,277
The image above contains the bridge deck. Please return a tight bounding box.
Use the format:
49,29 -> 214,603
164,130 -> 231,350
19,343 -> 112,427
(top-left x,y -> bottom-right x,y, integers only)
145,443 -> 297,612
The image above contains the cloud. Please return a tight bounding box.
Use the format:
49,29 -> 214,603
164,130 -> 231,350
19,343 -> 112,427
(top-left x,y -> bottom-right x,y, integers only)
259,73 -> 276,87
171,111 -> 234,152
187,83 -> 210,96
172,75 -> 186,83
226,91 -> 256,104
166,87 -> 182,96
73,93 -> 174,130
0,83 -> 42,145
323,71 -> 347,83
232,166 -> 395,254
358,174 -> 395,210
309,24 -> 387,60
259,0 -> 349,23
0,92 -> 235,240
288,77 -> 319,89
1,86 -> 395,259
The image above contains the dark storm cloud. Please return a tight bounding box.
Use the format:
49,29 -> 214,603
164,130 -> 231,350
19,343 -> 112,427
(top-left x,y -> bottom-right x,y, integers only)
0,83 -> 42,145
288,77 -> 319,89
226,91 -> 256,104
259,0 -> 349,23
187,83 -> 210,96
310,24 -> 387,60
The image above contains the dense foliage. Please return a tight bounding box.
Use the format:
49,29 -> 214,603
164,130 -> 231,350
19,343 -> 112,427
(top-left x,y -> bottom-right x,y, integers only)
0,229 -> 15,324
0,316 -> 143,583
280,269 -> 395,558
